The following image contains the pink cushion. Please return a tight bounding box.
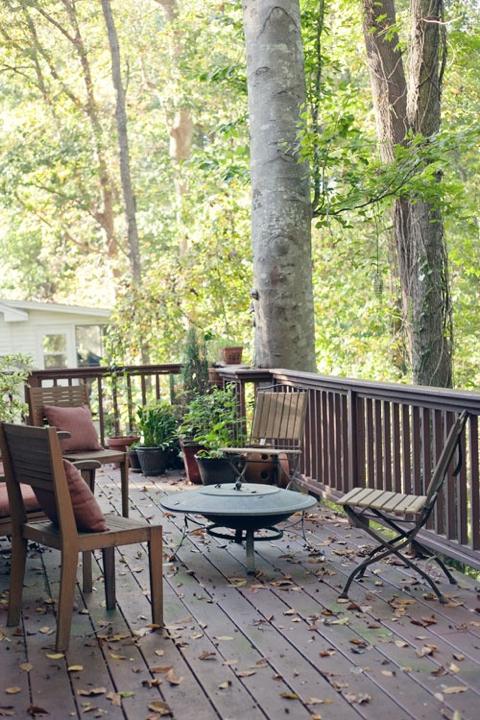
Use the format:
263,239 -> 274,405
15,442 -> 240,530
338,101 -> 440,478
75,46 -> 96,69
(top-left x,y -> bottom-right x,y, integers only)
34,460 -> 108,533
0,484 -> 41,518
43,405 -> 102,453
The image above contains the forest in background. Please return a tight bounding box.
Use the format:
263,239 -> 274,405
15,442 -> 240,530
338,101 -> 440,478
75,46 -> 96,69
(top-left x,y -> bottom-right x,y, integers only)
0,0 -> 479,387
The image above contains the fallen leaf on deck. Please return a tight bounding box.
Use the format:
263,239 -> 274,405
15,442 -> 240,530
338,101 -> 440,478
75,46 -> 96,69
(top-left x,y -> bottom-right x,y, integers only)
228,577 -> 247,587
142,678 -> 162,688
38,627 -> 53,635
0,707 -> 14,717
45,653 -> 64,660
452,653 -> 464,662
280,692 -> 299,700
77,687 -> 106,697
19,663 -> 33,672
449,663 -> 461,674
442,686 -> 467,694
109,653 -> 126,660
5,689 -> 21,695
237,670 -> 256,678
307,697 -> 333,705
26,705 -> 49,717
431,666 -> 447,677
381,670 -> 394,677
394,640 -> 408,648
344,693 -> 371,705
319,649 -> 335,658
106,692 -> 121,706
283,609 -> 296,616
154,649 -> 165,656
215,636 -> 234,641
199,651 -> 216,661
166,669 -> 183,686
416,644 -> 437,658
67,665 -> 83,672
218,680 -> 232,689
147,700 -> 172,716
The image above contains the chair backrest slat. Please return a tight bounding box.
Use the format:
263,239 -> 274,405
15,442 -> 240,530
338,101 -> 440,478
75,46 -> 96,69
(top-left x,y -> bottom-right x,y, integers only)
251,389 -> 307,446
425,410 -> 468,509
29,385 -> 89,427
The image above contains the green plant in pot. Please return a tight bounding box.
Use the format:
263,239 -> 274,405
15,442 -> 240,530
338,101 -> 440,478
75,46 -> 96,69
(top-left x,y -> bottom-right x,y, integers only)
0,353 -> 32,422
179,386 -> 244,485
136,401 -> 177,476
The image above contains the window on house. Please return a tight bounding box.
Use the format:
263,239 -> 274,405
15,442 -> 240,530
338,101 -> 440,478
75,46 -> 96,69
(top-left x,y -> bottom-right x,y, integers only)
76,325 -> 104,367
42,333 -> 68,368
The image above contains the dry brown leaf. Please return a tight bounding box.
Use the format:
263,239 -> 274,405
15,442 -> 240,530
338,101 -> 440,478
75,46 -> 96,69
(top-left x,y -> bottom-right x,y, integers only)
67,665 -> 83,673
237,670 -> 256,678
19,663 -> 33,672
319,649 -> 335,658
416,644 -> 437,658
151,665 -> 172,674
0,707 -> 15,717
77,687 -> 106,697
26,706 -> 49,717
147,700 -> 172,716
199,651 -> 216,661
5,688 -> 21,696
344,693 -> 371,705
443,686 -> 467,695
280,691 -> 299,700
166,669 -> 183,686
215,636 -> 234,641
453,653 -> 464,662
154,649 -> 165,657
109,653 -> 126,660
218,680 -> 232,690
449,663 -> 461,674
106,692 -> 121,706
394,640 -> 408,648
45,653 -> 64,660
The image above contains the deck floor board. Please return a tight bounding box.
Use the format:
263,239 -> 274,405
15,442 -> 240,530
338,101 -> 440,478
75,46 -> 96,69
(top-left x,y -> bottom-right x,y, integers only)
1,467 -> 480,720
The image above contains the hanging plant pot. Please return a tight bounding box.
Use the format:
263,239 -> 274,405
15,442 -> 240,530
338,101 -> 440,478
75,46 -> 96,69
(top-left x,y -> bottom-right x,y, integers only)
136,447 -> 168,476
221,346 -> 243,364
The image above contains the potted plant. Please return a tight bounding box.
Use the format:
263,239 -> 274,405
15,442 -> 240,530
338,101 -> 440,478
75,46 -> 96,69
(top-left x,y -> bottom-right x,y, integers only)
0,353 -> 32,423
179,386 -> 244,485
136,401 -> 178,476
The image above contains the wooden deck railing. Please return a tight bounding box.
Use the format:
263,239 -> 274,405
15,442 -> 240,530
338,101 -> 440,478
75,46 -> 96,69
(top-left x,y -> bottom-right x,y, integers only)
217,366 -> 480,570
28,364 -> 182,446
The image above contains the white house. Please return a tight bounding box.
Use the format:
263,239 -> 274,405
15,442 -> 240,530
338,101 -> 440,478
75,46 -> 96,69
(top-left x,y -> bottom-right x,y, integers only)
0,299 -> 111,370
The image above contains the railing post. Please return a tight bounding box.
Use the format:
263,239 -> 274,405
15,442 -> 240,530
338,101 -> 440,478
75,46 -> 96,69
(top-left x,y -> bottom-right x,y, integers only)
347,389 -> 359,492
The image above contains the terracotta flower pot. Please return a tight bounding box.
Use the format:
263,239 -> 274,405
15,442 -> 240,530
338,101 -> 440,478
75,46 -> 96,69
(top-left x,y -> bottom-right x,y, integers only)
221,346 -> 243,364
180,440 -> 205,484
107,434 -> 140,453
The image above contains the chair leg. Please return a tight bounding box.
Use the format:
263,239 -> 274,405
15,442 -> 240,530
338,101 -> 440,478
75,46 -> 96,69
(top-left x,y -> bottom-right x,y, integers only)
102,548 -> 116,610
120,458 -> 129,517
148,527 -> 163,626
82,551 -> 93,593
7,536 -> 28,627
56,551 -> 79,652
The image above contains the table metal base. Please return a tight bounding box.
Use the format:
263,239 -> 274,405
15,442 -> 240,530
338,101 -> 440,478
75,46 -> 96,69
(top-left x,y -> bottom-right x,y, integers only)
207,525 -> 283,574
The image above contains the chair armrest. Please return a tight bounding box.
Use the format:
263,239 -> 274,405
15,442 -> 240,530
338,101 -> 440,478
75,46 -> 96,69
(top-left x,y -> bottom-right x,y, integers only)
71,460 -> 102,471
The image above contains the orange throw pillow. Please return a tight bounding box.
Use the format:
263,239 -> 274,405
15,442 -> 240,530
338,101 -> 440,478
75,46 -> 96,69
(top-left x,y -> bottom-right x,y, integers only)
43,404 -> 102,453
34,460 -> 108,532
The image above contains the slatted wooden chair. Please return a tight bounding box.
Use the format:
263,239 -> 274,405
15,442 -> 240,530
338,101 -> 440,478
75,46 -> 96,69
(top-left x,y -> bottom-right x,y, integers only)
338,410 -> 469,603
221,386 -> 307,487
28,385 -> 129,517
0,423 -> 163,652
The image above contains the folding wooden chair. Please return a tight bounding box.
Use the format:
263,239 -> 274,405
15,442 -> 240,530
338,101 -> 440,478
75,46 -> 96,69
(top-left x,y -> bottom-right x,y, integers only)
221,386 -> 307,488
338,410 -> 468,603
0,423 -> 163,651
28,385 -> 129,518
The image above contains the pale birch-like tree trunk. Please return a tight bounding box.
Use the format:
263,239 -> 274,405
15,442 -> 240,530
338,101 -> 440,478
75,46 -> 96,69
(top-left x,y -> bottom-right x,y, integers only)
243,0 -> 316,371
362,0 -> 452,387
101,0 -> 142,285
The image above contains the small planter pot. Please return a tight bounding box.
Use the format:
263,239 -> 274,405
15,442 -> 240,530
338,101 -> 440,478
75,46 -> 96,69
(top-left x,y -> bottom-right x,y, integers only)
195,454 -> 244,486
127,447 -> 142,473
180,440 -> 205,484
221,346 -> 243,364
208,366 -> 223,387
136,446 -> 168,476
107,434 -> 140,453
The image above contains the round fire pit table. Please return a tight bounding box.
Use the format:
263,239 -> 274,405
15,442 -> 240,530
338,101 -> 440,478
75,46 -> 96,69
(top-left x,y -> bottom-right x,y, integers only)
161,482 -> 317,573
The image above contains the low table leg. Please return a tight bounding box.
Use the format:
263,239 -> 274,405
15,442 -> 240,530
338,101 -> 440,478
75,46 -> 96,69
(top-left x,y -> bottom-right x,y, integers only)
246,529 -> 255,574
234,528 -> 243,544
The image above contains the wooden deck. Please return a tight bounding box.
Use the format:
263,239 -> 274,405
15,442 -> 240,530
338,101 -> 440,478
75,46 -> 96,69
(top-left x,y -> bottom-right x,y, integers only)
1,468 -> 480,720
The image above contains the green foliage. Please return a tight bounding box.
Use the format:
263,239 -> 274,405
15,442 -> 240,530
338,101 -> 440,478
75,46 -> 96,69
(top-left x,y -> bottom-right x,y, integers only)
181,327 -> 209,401
0,354 -> 33,422
178,386 -> 243,458
137,400 -> 178,450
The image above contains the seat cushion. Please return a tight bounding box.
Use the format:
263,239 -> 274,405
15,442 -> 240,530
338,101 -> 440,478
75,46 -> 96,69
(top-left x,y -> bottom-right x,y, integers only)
0,483 -> 41,518
34,460 -> 108,532
43,404 -> 102,453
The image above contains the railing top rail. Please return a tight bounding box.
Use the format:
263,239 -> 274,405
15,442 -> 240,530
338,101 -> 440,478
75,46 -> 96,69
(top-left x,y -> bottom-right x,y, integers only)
29,363 -> 183,381
218,366 -> 480,412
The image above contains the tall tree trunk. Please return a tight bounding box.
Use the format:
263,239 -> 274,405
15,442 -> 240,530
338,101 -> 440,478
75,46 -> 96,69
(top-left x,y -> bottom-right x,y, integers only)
243,0 -> 316,371
100,0 -> 142,285
362,0 -> 452,387
406,0 -> 452,386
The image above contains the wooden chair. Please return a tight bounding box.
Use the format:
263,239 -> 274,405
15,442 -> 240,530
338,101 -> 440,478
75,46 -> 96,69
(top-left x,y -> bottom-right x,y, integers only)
28,385 -> 129,518
0,423 -> 163,652
338,410 -> 469,603
221,386 -> 308,487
